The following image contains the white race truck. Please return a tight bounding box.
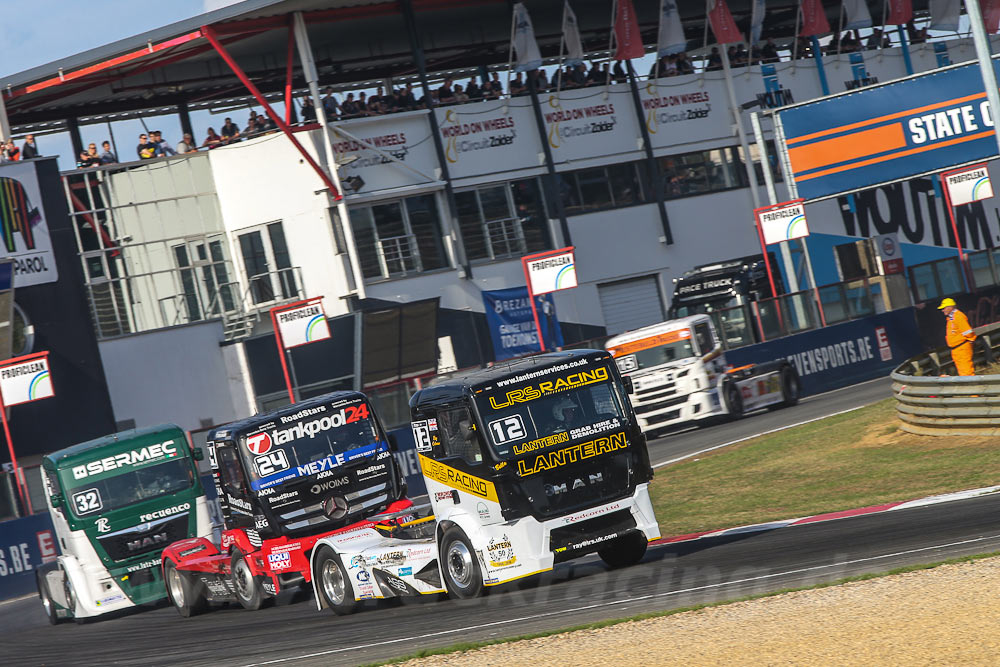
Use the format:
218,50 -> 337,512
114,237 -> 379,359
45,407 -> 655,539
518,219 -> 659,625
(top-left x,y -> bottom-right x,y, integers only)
604,314 -> 799,433
307,349 -> 660,612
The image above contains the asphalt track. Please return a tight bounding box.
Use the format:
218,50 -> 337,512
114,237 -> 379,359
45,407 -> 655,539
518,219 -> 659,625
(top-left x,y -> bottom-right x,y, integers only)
10,375 -> 965,667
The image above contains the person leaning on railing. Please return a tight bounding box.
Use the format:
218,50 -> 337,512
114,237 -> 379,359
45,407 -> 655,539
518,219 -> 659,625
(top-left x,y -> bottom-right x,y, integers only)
939,298 -> 977,376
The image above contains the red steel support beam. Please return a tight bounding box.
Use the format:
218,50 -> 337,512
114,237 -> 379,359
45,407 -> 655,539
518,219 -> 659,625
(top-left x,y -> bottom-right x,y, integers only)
202,24 -> 341,200
284,19 -> 295,126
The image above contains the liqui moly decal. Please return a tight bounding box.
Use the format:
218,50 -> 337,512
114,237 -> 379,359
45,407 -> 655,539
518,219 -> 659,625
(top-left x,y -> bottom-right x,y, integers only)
0,353 -> 53,406
273,298 -> 330,349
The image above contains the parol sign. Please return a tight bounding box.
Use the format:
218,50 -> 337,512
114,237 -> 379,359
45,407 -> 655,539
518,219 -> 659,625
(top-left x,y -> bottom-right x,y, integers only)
775,58 -> 1000,201
273,298 -> 330,349
523,247 -> 577,295
755,200 -> 809,245
0,351 -> 53,406
943,164 -> 994,207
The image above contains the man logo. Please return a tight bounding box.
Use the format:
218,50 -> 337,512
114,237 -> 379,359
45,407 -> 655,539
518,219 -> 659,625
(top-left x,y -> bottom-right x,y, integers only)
247,432 -> 273,455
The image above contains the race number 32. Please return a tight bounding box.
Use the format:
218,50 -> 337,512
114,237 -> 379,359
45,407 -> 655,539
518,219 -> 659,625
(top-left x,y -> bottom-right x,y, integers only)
72,488 -> 103,515
488,415 -> 526,445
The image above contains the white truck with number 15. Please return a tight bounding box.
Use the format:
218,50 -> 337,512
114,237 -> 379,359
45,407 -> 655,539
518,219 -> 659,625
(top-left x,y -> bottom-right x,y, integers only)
605,314 -> 800,434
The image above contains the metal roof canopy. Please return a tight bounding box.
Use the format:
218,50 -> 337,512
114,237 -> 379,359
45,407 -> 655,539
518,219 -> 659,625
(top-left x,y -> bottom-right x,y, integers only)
1,0 -> 841,130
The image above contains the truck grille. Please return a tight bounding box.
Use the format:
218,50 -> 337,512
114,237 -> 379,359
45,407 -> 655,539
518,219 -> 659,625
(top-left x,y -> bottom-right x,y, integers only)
518,452 -> 632,519
633,394 -> 687,415
97,514 -> 189,562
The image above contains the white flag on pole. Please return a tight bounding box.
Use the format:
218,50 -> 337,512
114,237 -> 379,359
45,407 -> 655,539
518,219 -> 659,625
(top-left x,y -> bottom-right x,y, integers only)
928,0 -> 961,32
657,0 -> 687,55
750,0 -> 766,44
563,1 -> 585,66
842,0 -> 873,29
513,2 -> 542,72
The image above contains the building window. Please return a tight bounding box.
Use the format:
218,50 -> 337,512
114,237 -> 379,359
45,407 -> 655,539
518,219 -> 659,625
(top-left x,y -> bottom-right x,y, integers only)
455,178 -> 551,261
350,194 -> 447,280
737,140 -> 786,185
660,149 -> 739,198
237,221 -> 299,305
559,162 -> 646,215
173,239 -> 234,322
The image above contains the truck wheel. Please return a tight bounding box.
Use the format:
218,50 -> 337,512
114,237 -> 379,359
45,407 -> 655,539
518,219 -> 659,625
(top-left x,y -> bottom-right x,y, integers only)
230,551 -> 264,611
36,571 -> 60,625
314,547 -> 357,615
440,527 -> 484,599
724,382 -> 744,419
165,560 -> 207,618
598,532 -> 648,569
780,367 -> 800,407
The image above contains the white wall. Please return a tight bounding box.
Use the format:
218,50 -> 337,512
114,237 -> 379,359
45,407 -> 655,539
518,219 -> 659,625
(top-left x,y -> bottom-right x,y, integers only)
209,131 -> 353,317
98,320 -> 251,432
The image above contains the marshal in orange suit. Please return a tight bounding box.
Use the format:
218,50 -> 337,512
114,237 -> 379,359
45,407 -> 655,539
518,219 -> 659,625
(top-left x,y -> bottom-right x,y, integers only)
939,298 -> 976,376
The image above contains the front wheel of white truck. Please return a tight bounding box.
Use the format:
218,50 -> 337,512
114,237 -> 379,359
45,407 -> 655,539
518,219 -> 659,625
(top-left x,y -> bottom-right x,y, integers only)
598,531 -> 648,569
440,527 -> 484,599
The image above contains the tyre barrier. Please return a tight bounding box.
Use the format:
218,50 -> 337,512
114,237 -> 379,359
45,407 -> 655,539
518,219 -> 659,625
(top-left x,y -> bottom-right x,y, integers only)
891,322 -> 1000,436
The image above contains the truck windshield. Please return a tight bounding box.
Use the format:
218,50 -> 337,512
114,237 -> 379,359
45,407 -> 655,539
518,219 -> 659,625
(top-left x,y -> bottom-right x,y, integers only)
476,364 -> 628,460
243,401 -> 382,490
672,296 -> 740,318
64,458 -> 194,519
608,330 -> 695,373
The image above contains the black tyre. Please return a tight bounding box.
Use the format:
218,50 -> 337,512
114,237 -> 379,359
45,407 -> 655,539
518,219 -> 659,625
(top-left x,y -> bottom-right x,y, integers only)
165,560 -> 207,618
314,547 -> 357,615
439,527 -> 484,599
598,531 -> 648,569
780,366 -> 800,407
230,551 -> 264,611
36,571 -> 60,625
724,381 -> 744,419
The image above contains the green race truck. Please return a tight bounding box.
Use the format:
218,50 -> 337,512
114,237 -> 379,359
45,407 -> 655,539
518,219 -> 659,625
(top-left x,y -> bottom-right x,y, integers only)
35,424 -> 212,623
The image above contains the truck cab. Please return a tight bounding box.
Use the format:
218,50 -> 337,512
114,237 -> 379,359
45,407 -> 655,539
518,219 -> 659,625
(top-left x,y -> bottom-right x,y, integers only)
307,349 -> 660,613
161,391 -> 412,616
668,254 -> 778,346
606,315 -> 799,433
36,425 -> 211,624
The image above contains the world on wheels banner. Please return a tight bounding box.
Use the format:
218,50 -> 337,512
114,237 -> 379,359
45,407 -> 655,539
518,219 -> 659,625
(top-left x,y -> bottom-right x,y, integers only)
482,287 -> 563,361
272,298 -> 330,349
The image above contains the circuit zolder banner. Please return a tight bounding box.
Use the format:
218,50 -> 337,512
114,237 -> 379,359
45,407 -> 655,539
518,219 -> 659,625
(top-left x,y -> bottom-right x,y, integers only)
777,57 -> 1000,201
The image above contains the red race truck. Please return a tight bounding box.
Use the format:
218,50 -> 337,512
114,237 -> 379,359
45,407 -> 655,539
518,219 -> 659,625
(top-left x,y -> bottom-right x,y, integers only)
160,391 -> 412,615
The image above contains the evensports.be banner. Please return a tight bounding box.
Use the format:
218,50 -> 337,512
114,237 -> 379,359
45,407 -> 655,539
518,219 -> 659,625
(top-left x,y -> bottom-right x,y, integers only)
482,287 -> 564,361
0,512 -> 57,601
776,58 -> 1000,201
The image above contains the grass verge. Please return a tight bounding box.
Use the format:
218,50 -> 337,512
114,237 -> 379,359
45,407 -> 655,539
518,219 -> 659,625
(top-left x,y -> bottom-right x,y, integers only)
650,398 -> 1000,536
364,551 -> 1000,666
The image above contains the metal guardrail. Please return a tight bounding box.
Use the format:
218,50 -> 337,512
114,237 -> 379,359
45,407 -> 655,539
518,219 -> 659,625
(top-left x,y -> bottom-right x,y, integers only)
891,321 -> 1000,436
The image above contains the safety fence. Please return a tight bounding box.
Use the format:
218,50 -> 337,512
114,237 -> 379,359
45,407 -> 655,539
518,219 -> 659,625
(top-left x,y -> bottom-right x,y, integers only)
891,322 -> 1000,435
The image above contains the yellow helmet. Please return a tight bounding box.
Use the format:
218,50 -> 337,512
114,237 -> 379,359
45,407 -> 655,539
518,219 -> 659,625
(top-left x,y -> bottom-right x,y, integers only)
938,297 -> 957,310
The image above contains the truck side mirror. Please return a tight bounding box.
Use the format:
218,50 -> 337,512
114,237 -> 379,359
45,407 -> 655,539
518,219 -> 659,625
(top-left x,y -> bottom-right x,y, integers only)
192,447 -> 205,462
49,493 -> 64,507
622,376 -> 635,395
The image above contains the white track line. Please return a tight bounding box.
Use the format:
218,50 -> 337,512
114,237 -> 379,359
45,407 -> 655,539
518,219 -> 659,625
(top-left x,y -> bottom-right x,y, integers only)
652,404 -> 868,469
244,534 -> 1000,666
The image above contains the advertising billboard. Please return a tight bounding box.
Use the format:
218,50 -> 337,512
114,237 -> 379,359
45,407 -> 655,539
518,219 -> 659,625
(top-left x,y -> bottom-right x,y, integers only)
775,58 -> 1000,201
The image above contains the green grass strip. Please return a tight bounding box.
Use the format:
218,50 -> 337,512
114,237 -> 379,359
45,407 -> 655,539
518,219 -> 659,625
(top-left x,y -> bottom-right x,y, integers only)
362,550 -> 1000,666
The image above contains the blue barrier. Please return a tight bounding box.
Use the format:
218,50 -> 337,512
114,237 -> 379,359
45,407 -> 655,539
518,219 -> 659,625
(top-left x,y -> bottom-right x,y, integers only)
0,512 -> 57,601
389,426 -> 427,497
725,308 -> 922,396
